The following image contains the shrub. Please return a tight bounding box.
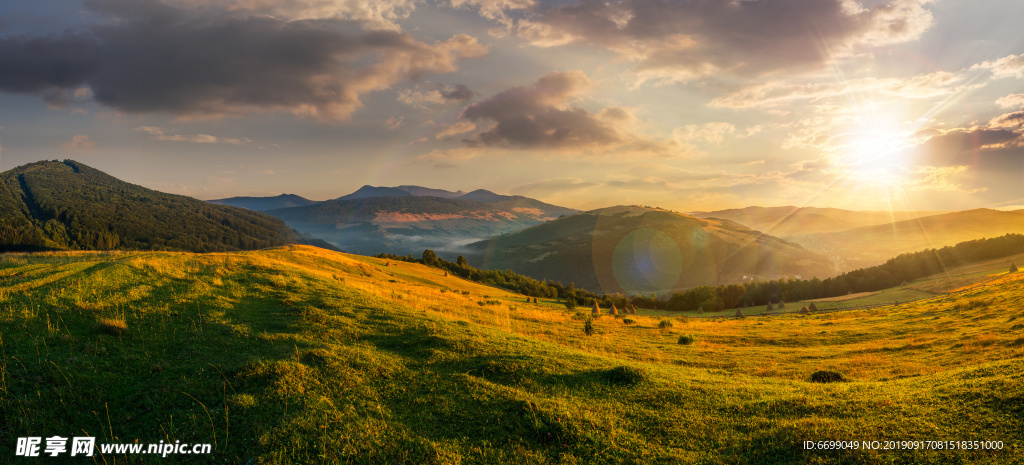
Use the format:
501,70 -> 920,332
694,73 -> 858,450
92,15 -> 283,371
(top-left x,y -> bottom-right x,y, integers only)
564,298 -> 577,311
583,318 -> 594,336
602,366 -> 648,386
622,318 -> 635,325
571,312 -> 589,321
658,319 -> 673,329
677,335 -> 694,345
809,370 -> 846,383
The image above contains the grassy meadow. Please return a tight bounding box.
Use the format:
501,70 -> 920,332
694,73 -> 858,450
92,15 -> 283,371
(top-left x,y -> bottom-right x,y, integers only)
1,245 -> 1022,464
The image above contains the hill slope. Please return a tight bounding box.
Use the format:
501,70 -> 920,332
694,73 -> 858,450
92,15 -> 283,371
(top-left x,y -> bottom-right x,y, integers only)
207,193 -> 319,211
1,246 -> 1020,464
792,208 -> 1024,268
463,205 -> 835,294
267,194 -> 578,255
0,160 -> 329,252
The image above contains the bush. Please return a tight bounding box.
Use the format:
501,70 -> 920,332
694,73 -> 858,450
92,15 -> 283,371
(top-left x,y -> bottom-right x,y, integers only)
583,318 -> 594,336
571,312 -> 589,321
622,318 -> 635,325
677,335 -> 694,345
809,370 -> 846,383
658,319 -> 674,329
564,298 -> 577,311
602,366 -> 648,386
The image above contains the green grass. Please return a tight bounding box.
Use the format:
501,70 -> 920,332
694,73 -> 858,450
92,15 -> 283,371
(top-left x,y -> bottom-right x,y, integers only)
1,246 -> 1022,464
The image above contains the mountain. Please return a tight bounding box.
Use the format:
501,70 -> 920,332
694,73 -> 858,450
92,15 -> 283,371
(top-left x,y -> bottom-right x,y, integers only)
461,205 -> 835,294
690,206 -> 948,236
336,185 -> 414,200
266,194 -> 578,255
207,193 -> 319,211
0,160 -> 334,252
791,208 -> 1024,269
394,185 -> 466,198
458,189 -> 510,203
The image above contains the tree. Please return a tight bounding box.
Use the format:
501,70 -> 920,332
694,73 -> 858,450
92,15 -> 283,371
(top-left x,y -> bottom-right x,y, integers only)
457,255 -> 469,267
422,249 -> 440,267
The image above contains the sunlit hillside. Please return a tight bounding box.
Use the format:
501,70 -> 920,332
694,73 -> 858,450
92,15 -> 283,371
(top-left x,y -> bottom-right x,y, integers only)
791,209 -> 1024,270
1,246 -> 1021,464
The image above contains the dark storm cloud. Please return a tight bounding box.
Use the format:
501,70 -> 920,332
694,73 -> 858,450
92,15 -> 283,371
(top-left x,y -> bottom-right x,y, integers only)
914,126 -> 1024,171
0,32 -> 98,93
515,0 -> 934,81
0,1 -> 486,119
458,70 -> 622,149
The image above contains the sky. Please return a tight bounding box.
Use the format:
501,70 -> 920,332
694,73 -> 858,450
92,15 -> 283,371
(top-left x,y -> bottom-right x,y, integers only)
1,0 -> 1022,212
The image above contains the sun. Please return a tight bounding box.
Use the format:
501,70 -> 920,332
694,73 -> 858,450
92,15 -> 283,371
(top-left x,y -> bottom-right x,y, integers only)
840,120 -> 915,184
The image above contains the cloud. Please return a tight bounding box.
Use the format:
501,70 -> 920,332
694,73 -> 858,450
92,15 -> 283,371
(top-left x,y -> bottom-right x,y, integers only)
507,0 -> 936,83
385,116 -> 405,129
971,53 -> 1024,79
710,70 -> 973,109
989,111 -> 1024,129
398,83 -> 476,108
435,121 -> 477,138
439,83 -> 475,102
0,1 -> 488,120
911,125 -> 1024,171
62,134 -> 96,149
996,93 -> 1024,109
901,165 -> 986,193
415,146 -> 486,167
134,126 -> 249,144
455,70 -> 680,155
510,177 -> 597,195
121,0 -> 418,30
450,0 -> 534,27
673,122 -> 736,145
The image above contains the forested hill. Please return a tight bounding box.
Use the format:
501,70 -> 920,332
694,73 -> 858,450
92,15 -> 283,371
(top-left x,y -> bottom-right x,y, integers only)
0,160 -> 334,252
462,206 -> 835,295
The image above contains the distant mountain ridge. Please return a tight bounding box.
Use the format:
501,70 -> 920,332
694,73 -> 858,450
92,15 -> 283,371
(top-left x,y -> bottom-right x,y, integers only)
690,206 -> 949,236
790,208 -> 1024,269
0,160 -> 334,252
265,189 -> 578,255
208,193 -> 319,211
462,205 -> 835,294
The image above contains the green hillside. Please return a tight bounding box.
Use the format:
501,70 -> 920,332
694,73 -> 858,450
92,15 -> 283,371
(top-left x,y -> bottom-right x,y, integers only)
0,160 -> 329,253
464,206 -> 835,294
1,246 -> 1021,463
